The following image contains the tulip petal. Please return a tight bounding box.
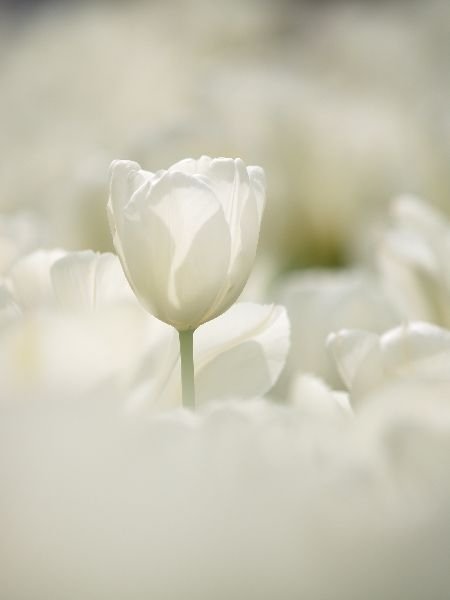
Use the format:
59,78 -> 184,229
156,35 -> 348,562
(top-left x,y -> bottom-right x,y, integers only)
51,251 -> 133,311
173,209 -> 232,328
327,329 -> 381,394
168,156 -> 212,176
6,249 -> 66,310
328,322 -> 450,405
109,160 -> 151,218
289,374 -> 352,419
119,171 -> 231,329
381,322 -> 450,380
247,165 -> 266,223
194,302 -> 290,404
378,196 -> 450,327
378,237 -> 441,323
198,160 -> 264,321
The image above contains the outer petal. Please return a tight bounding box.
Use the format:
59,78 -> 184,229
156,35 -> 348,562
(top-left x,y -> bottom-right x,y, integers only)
5,249 -> 66,310
327,329 -> 382,401
247,165 -> 266,224
126,323 -> 179,412
199,161 -> 265,321
378,237 -> 441,323
381,322 -> 450,380
194,302 -> 290,404
108,160 -> 151,219
168,156 -> 212,176
51,251 -> 134,312
201,196 -> 260,323
0,306 -> 158,396
119,171 -> 231,329
288,374 -> 352,419
378,196 -> 450,327
169,156 -> 262,263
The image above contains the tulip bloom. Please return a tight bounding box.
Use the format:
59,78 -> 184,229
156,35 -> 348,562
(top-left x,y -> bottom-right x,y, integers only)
108,156 -> 266,332
108,156 -> 266,408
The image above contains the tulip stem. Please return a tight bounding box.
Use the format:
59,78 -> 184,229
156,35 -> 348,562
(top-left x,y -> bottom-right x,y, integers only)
179,329 -> 196,410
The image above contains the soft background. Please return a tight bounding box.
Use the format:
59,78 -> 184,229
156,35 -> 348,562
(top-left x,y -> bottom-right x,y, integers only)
1,0 -> 449,266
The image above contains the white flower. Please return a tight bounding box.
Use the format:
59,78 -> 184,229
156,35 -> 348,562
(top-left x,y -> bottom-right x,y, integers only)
327,321 -> 450,405
4,249 -> 134,313
108,156 -> 265,331
378,196 -> 450,327
273,269 -> 397,393
0,250 -> 170,396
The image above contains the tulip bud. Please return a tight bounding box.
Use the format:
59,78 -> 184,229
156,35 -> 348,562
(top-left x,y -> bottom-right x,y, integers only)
108,156 -> 265,331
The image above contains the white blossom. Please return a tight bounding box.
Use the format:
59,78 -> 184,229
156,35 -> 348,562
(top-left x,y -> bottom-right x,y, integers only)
328,321 -> 450,405
378,196 -> 450,327
108,157 -> 265,331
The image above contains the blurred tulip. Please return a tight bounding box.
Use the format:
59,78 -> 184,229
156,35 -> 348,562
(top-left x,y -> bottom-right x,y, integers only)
328,321 -> 450,405
273,269 -> 397,393
378,196 -> 450,327
4,249 -> 134,313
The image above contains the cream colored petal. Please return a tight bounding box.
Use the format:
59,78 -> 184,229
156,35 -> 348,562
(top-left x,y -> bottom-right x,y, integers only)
169,157 -> 256,248
378,199 -> 450,326
51,251 -> 134,312
194,302 -> 290,404
146,171 -> 227,271
289,374 -> 352,419
6,249 -> 66,310
204,158 -> 249,222
116,210 -> 172,322
199,162 -> 264,321
168,156 -> 211,175
378,236 -> 441,323
119,172 -> 231,329
247,165 -> 266,223
381,322 -> 450,380
126,323 -> 180,412
109,160 -> 139,211
0,306 -> 157,396
327,329 -> 381,393
108,160 -> 152,230
173,207 -> 232,329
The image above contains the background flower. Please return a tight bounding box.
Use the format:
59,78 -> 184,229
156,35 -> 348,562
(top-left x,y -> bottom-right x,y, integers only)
328,321 -> 450,406
378,196 -> 450,326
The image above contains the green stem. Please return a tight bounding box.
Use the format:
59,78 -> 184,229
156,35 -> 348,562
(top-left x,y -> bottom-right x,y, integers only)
179,329 -> 195,410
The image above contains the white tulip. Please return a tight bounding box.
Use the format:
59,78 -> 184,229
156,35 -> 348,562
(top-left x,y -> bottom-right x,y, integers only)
327,321 -> 450,405
4,249 -> 134,313
272,268 -> 398,394
378,196 -> 450,327
108,156 -> 265,332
